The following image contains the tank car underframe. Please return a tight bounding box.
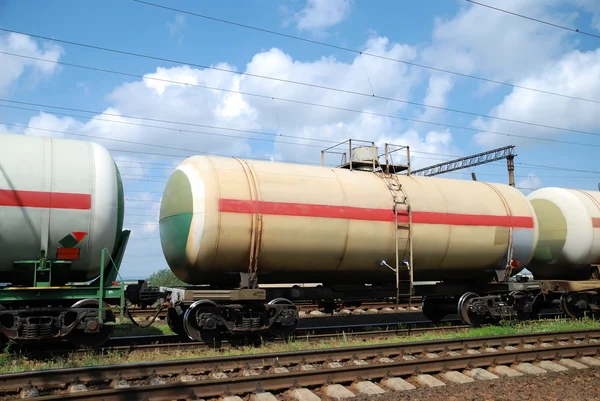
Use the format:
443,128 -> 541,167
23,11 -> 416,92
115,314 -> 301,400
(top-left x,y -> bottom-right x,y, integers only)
0,231 -> 132,348
163,287 -> 299,346
417,278 -> 600,326
0,285 -> 126,348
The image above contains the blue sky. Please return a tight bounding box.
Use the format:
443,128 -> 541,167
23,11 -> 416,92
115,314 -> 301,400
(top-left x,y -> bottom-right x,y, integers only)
1,0 -> 600,278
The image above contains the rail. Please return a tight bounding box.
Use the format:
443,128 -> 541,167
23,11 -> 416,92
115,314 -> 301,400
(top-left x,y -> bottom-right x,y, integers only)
1,328 -> 598,400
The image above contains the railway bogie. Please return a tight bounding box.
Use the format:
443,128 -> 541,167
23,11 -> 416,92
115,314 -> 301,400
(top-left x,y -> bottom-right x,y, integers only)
420,276 -> 600,326
161,288 -> 299,346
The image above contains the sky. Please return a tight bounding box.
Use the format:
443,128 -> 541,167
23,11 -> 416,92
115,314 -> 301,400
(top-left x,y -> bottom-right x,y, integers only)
1,0 -> 600,279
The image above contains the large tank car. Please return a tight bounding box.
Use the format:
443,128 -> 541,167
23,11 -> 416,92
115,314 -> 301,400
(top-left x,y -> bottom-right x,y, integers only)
159,155 -> 539,286
527,187 -> 600,280
0,132 -> 124,285
0,132 -> 132,348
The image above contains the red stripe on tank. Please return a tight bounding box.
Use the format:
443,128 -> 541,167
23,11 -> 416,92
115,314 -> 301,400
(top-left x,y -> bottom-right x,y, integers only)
0,189 -> 92,210
219,199 -> 535,228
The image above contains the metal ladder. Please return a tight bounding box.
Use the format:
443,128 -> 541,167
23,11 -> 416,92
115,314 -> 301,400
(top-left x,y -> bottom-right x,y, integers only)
382,173 -> 414,308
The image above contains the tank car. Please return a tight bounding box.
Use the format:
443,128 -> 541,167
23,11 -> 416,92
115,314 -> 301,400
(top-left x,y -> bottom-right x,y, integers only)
158,141 -> 546,342
524,187 -> 600,318
423,188 -> 600,325
0,132 -> 132,348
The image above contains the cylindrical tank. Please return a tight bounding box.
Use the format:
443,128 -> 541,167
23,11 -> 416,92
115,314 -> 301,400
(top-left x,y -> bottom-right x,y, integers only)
159,155 -> 538,285
0,133 -> 124,286
527,187 -> 600,280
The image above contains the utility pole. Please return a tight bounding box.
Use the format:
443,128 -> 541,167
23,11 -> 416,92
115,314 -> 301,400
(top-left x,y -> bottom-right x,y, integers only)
507,155 -> 515,187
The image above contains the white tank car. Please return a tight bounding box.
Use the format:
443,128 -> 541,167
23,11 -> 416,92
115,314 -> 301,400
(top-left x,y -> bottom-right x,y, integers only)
159,155 -> 539,286
0,133 -> 124,286
527,187 -> 600,280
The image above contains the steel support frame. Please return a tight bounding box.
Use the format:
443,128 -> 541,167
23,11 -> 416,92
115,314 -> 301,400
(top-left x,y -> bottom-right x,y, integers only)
411,145 -> 516,177
0,230 -> 131,327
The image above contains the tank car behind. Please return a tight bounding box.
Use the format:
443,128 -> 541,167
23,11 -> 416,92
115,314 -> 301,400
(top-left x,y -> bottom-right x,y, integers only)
0,132 -> 132,348
523,187 -> 600,318
527,187 -> 600,280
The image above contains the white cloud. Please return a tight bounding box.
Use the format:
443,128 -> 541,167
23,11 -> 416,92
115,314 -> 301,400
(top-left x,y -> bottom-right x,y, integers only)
472,47 -> 600,148
416,74 -> 455,123
294,0 -> 352,32
167,14 -> 186,37
17,34 -> 434,171
571,0 -> 600,31
421,0 -> 576,87
0,32 -> 64,95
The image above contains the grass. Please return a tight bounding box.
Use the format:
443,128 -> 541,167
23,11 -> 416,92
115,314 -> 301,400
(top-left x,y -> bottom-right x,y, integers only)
112,322 -> 174,337
1,317 -> 599,375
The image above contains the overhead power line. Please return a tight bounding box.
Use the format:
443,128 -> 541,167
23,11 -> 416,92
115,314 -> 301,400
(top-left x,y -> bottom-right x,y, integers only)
5,120 -> 600,176
0,28 -> 597,136
466,0 -> 600,40
3,67 -> 600,151
133,0 -> 600,105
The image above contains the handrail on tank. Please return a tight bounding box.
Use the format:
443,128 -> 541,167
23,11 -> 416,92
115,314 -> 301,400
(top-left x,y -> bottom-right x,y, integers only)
320,138 -> 411,175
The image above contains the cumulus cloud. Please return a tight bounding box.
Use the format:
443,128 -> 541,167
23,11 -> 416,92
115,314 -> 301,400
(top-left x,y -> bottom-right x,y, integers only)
421,0 -> 575,87
16,33 -> 442,171
0,32 -> 64,95
294,0 -> 352,32
472,47 -> 600,148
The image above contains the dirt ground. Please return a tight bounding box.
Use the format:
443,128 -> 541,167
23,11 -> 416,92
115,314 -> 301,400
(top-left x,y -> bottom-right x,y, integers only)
351,366 -> 600,401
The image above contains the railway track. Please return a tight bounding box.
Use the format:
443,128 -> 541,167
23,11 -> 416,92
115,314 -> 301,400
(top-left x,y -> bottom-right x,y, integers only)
15,320 -> 466,358
2,328 -> 599,400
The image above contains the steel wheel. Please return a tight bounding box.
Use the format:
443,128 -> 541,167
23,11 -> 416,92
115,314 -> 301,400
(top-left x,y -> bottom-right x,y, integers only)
561,292 -> 587,319
457,292 -> 483,326
166,307 -> 187,339
66,299 -> 115,349
183,300 -> 223,347
267,298 -> 298,340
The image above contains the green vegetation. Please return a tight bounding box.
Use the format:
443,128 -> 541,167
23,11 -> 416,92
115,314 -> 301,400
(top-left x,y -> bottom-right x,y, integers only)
1,317 -> 598,374
146,268 -> 186,287
113,322 -> 174,337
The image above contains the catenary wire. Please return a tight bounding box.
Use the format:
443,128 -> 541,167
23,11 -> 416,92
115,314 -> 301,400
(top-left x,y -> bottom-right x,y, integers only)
133,0 -> 600,105
4,72 -> 600,151
0,28 -> 598,136
7,120 -> 600,179
466,0 -> 600,40
6,51 -> 600,146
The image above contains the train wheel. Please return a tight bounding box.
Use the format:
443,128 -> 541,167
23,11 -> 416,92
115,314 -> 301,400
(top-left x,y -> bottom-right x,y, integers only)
421,297 -> 446,324
66,299 -> 115,348
526,292 -> 545,320
183,300 -> 223,348
457,292 -> 483,326
560,292 -> 588,319
267,298 -> 298,340
166,308 -> 187,339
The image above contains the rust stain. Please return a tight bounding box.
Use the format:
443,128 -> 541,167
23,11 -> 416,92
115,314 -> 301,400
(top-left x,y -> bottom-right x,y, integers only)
593,217 -> 600,228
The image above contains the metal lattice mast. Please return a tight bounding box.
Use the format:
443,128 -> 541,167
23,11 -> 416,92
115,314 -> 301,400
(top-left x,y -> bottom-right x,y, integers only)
411,145 -> 516,185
